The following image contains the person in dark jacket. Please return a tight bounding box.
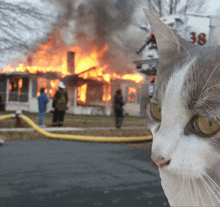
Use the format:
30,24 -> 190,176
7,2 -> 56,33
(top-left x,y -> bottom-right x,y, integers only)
38,88 -> 49,127
113,89 -> 124,129
52,81 -> 68,127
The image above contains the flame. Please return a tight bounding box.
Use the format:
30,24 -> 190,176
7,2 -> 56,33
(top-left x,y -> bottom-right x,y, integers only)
122,74 -> 143,84
3,30 -> 143,103
37,78 -> 59,98
77,83 -> 87,104
3,31 -> 142,83
49,79 -> 59,98
73,44 -> 109,74
128,87 -> 136,103
18,79 -> 23,96
9,83 -> 12,91
102,85 -> 111,102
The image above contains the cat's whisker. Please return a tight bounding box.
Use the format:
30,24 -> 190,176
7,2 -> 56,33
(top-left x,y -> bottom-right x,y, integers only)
194,177 -> 205,207
195,101 -> 220,121
197,83 -> 220,99
178,176 -> 186,206
192,178 -> 199,206
170,175 -> 185,204
200,176 -> 216,206
202,174 -> 220,204
188,177 -> 196,206
199,61 -> 220,99
204,173 -> 220,193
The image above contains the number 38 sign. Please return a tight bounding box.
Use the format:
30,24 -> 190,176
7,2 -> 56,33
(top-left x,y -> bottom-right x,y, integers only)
190,32 -> 207,45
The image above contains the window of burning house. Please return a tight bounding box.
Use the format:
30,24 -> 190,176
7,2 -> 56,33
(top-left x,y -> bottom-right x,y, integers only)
9,76 -> 29,102
32,78 -> 59,98
125,87 -> 140,104
86,83 -> 103,105
77,83 -> 87,105
128,87 -> 136,103
77,82 -> 111,106
102,85 -> 111,102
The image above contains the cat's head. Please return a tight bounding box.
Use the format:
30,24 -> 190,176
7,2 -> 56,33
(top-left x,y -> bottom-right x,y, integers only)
144,9 -> 220,179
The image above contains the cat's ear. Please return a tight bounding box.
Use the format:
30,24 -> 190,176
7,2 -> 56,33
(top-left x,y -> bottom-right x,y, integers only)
143,8 -> 193,58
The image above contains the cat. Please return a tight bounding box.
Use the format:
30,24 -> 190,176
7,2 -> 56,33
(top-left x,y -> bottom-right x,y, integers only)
143,8 -> 220,206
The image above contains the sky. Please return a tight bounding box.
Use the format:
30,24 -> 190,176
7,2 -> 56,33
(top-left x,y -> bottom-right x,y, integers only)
8,0 -> 220,13
207,0 -> 220,14
2,0 -> 220,70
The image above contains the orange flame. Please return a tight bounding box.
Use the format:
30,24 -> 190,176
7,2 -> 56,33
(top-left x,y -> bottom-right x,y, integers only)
18,79 -> 23,96
77,84 -> 87,104
9,83 -> 12,92
122,74 -> 143,84
128,87 -> 136,103
102,85 -> 111,102
37,78 -> 59,98
49,79 -> 59,98
3,30 -> 143,103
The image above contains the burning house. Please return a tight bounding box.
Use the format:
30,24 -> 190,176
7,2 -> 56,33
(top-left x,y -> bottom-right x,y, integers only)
0,31 -> 143,116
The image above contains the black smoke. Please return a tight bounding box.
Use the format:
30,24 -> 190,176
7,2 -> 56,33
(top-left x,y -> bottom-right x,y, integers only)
41,0 -> 141,75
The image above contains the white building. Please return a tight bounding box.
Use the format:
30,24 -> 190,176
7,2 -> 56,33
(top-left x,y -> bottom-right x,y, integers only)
0,70 -> 143,116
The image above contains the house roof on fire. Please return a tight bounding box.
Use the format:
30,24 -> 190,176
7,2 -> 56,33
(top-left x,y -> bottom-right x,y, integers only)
63,67 -> 109,86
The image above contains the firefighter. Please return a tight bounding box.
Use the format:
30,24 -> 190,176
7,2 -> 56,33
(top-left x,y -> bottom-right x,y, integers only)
148,77 -> 155,99
113,89 -> 124,129
51,81 -> 68,127
148,33 -> 157,49
136,33 -> 157,54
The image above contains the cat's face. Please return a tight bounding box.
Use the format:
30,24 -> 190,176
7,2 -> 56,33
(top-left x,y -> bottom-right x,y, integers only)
144,9 -> 220,206
146,51 -> 220,178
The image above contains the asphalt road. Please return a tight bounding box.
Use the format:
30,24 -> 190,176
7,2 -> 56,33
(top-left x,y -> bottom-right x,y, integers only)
0,140 -> 169,207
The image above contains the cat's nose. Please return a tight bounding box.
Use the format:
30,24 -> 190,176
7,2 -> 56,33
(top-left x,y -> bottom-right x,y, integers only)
151,155 -> 170,168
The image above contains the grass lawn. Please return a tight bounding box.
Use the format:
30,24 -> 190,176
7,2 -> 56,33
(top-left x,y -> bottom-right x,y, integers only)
0,111 -> 152,142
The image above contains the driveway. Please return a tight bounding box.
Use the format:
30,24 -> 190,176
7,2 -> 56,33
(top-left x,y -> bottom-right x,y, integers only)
0,140 -> 169,207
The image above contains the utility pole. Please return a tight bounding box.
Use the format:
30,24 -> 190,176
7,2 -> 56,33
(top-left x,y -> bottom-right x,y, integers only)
148,0 -> 152,11
158,0 -> 162,17
169,0 -> 174,15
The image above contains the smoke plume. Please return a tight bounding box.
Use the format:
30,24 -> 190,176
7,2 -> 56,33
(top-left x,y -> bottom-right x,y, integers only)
40,0 -> 143,75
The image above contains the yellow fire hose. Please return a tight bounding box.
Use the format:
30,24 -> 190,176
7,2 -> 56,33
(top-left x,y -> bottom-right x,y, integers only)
0,114 -> 153,143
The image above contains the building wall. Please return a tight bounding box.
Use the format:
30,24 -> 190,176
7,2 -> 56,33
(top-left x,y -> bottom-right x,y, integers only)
67,105 -> 111,116
3,75 -> 143,116
120,82 -> 142,116
6,102 -> 29,112
124,103 -> 141,116
28,97 -> 54,113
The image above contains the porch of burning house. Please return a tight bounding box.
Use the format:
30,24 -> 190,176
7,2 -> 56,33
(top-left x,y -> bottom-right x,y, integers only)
0,50 -> 143,116
0,71 -> 142,116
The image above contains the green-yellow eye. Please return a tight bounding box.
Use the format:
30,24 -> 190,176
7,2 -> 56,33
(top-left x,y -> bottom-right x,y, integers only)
150,103 -> 161,121
194,116 -> 220,136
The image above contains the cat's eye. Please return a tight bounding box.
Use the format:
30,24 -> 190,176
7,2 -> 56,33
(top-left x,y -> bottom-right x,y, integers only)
150,103 -> 161,121
194,116 -> 220,136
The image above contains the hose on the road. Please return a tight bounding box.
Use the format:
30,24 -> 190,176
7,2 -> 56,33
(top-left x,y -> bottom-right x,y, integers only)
0,114 -> 153,143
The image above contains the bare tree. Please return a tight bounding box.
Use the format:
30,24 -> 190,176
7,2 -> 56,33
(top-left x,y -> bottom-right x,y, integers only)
0,1 -> 55,55
147,0 -> 207,17
173,0 -> 181,14
148,0 -> 163,17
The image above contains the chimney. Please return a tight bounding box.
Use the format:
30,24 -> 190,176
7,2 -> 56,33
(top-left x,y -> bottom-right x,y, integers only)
67,51 -> 75,74
27,52 -> 33,67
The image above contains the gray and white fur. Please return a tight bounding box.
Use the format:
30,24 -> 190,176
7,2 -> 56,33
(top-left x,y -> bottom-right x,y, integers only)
144,8 -> 220,206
